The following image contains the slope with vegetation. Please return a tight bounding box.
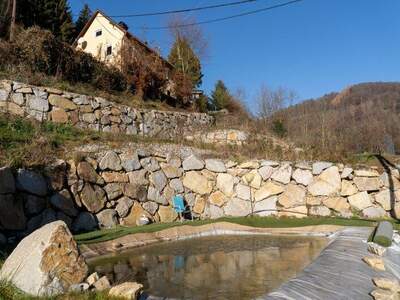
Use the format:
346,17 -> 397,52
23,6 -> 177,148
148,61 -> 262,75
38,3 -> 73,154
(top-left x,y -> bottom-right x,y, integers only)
269,82 -> 400,160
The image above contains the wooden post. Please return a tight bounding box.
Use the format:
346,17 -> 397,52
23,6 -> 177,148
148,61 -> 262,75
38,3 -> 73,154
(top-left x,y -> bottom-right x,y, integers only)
9,0 -> 16,41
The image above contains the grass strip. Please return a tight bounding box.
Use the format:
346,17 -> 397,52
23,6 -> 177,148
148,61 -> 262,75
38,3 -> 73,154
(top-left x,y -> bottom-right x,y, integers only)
75,216 -> 398,245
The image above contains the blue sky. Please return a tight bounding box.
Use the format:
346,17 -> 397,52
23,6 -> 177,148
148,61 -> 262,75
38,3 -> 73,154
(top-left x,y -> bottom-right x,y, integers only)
69,0 -> 400,106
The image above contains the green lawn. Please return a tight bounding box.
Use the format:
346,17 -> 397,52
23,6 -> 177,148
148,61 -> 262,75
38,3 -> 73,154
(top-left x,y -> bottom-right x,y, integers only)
75,216 -> 398,245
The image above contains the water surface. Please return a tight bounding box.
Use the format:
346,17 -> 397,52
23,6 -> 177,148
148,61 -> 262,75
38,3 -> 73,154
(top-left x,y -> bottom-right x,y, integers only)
90,235 -> 327,300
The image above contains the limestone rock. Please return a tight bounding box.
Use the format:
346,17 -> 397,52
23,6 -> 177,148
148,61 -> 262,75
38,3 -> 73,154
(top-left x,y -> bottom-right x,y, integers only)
362,206 -> 386,219
147,186 -> 168,205
271,163 -> 292,185
238,161 -> 259,169
354,177 -> 382,192
93,276 -> 111,291
341,167 -> 353,179
253,196 -> 278,216
322,197 -> 350,213
375,189 -> 396,211
140,157 -> 160,172
254,181 -> 284,202
242,170 -> 262,189
182,155 -> 204,171
224,198 -> 251,217
183,171 -> 212,195
96,209 -> 118,229
372,277 -> 399,292
158,205 -> 178,223
306,196 -> 322,206
120,152 -> 141,172
115,197 -> 134,218
193,196 -> 206,214
160,163 -> 182,179
109,282 -> 143,299
370,289 -> 398,300
355,169 -> 380,177
26,94 -> 49,112
77,162 -> 104,185
209,191 -> 227,207
309,206 -> 331,217
142,201 -> 158,215
205,159 -> 226,173
102,172 -> 128,183
308,167 -> 341,196
258,166 -> 274,181
368,243 -> 387,257
278,184 -> 306,208
0,194 -> 26,230
170,178 -> 184,193
104,183 -> 123,200
0,167 -> 15,194
48,94 -> 77,110
16,169 -> 47,196
124,183 -> 147,202
0,221 -> 88,296
363,256 -> 385,271
235,183 -> 251,200
319,166 -> 341,190
99,151 -> 122,171
340,180 -> 358,196
279,206 -> 308,218
122,203 -> 152,226
72,212 -> 98,233
149,170 -> 168,191
216,173 -> 234,196
312,161 -> 333,175
348,191 -> 373,211
80,184 -> 106,213
209,204 -> 224,219
50,189 -> 78,217
292,168 -> 313,186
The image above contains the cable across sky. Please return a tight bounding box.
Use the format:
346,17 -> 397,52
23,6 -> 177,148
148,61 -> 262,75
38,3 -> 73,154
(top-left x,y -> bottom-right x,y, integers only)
135,0 -> 304,30
99,0 -> 264,18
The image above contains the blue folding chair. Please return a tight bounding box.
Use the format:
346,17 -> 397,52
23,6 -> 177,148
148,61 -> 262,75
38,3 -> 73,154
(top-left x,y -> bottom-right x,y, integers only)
172,195 -> 193,221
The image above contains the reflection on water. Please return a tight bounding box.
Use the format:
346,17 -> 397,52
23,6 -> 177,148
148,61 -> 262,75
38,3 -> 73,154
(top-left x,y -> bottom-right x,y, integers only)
90,235 -> 327,300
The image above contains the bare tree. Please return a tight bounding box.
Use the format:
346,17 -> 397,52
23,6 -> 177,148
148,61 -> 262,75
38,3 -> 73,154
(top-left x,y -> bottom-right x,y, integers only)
167,14 -> 209,60
256,85 -> 296,119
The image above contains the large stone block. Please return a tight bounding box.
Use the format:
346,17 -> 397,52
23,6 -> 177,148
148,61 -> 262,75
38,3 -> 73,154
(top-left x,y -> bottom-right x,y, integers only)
80,184 -> 106,213
278,184 -> 306,208
16,169 -> 47,196
254,181 -> 284,202
0,167 -> 15,194
0,221 -> 88,296
48,94 -> 77,111
348,191 -> 373,211
224,198 -> 251,217
183,171 -> 212,195
0,194 -> 26,230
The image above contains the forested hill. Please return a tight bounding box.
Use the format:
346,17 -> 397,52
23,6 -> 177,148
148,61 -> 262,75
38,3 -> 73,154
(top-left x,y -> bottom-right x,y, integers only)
272,82 -> 400,158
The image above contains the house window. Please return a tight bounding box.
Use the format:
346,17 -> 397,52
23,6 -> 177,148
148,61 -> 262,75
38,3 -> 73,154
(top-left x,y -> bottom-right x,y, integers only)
95,29 -> 102,37
106,45 -> 112,56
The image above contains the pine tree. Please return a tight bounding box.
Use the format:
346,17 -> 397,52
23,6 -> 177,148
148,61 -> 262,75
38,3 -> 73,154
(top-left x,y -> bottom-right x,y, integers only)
16,0 -> 75,43
168,37 -> 203,88
75,4 -> 91,36
211,80 -> 232,111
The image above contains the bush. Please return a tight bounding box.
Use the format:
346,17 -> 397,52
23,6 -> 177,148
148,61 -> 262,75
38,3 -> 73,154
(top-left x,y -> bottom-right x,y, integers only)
0,27 -> 126,92
271,119 -> 287,138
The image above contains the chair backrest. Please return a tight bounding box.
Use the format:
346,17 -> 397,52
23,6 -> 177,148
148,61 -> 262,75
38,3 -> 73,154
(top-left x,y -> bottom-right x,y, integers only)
172,195 -> 185,213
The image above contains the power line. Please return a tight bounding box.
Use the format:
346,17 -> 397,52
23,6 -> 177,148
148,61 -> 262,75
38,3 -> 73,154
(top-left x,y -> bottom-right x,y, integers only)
97,0 -> 263,18
137,0 -> 304,30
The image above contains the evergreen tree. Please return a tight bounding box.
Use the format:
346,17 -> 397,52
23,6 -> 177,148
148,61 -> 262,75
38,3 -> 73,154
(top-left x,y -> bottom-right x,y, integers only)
168,37 -> 203,88
75,4 -> 92,36
16,0 -> 75,43
211,80 -> 232,111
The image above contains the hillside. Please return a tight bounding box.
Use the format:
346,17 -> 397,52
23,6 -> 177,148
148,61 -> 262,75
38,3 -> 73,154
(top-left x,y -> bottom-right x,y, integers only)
272,82 -> 400,159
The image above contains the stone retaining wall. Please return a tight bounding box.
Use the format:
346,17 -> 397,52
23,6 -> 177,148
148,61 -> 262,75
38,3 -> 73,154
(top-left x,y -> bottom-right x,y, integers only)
0,80 -> 214,138
1,148 -> 400,243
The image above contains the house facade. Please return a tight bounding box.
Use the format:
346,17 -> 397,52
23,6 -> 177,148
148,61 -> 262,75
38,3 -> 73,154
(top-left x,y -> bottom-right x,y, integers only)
74,10 -> 175,97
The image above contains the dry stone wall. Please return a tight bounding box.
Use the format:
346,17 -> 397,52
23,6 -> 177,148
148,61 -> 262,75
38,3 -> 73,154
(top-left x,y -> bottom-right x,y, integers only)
0,80 -> 214,138
1,148 -> 400,244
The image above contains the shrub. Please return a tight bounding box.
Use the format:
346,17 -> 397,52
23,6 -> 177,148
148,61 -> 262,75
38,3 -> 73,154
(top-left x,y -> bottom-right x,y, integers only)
0,27 -> 126,92
271,119 -> 287,138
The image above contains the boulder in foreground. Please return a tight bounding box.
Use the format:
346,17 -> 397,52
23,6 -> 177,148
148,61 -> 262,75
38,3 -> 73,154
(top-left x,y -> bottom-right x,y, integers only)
0,221 -> 88,296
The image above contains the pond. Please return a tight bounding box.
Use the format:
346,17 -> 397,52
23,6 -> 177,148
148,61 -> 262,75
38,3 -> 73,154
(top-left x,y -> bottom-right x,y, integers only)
89,235 -> 328,300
